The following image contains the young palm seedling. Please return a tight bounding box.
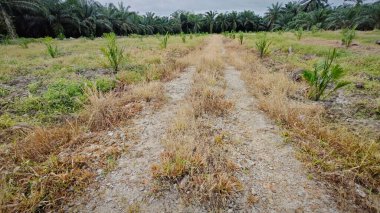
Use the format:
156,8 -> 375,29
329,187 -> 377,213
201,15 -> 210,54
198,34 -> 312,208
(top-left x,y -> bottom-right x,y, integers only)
44,37 -> 59,58
181,32 -> 186,43
294,27 -> 303,40
19,38 -> 31,49
341,27 -> 356,48
255,34 -> 271,58
160,32 -> 169,49
302,48 -> 350,101
238,32 -> 244,45
101,32 -> 124,73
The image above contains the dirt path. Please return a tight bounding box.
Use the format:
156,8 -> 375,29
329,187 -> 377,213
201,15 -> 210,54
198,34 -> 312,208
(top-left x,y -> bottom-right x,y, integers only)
71,67 -> 195,212
222,65 -> 339,212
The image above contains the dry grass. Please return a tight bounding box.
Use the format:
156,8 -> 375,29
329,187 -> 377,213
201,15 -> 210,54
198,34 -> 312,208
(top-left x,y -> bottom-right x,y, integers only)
224,38 -> 380,211
0,35 -> 205,212
151,37 -> 242,209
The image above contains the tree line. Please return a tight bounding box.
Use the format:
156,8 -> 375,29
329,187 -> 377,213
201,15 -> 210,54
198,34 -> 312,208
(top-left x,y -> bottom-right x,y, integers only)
0,0 -> 379,39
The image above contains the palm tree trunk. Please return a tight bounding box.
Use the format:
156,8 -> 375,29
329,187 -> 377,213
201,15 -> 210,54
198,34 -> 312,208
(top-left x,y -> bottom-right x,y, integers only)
1,6 -> 17,38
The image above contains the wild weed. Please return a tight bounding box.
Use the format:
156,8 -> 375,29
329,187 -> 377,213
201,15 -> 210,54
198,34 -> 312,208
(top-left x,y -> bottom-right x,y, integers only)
19,38 -> 31,48
160,32 -> 169,49
302,48 -> 350,101
311,25 -> 319,34
294,27 -> 303,40
57,32 -> 65,40
44,37 -> 59,58
255,34 -> 271,58
341,27 -> 356,48
238,32 -> 244,45
101,32 -> 124,73
181,32 -> 186,43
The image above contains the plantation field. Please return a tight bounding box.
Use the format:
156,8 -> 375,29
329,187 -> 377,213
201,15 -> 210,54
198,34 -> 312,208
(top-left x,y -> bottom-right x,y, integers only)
0,31 -> 379,212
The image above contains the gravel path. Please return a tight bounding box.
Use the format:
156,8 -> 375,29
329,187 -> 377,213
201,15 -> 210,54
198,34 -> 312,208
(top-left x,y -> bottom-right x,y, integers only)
71,67 -> 195,212
222,65 -> 340,212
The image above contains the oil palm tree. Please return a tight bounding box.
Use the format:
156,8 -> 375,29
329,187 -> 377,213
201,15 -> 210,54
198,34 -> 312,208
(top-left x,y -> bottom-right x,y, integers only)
204,10 -> 217,33
0,0 -> 41,38
265,2 -> 282,30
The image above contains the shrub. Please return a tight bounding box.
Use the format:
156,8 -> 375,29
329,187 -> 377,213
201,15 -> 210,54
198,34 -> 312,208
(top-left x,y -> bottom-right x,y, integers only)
238,32 -> 244,45
19,38 -> 31,48
57,32 -> 65,40
341,27 -> 356,48
44,37 -> 59,58
311,25 -> 319,34
43,79 -> 86,113
160,32 -> 169,49
101,32 -> 124,73
294,27 -> 303,40
190,33 -> 193,40
302,48 -> 350,101
95,77 -> 116,93
255,34 -> 271,58
116,70 -> 143,85
181,32 -> 186,43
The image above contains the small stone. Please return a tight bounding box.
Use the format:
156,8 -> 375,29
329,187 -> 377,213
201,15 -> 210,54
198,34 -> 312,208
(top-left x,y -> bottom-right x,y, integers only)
228,209 -> 233,213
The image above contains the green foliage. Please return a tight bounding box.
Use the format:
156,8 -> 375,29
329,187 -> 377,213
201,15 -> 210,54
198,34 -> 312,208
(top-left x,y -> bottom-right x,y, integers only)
101,32 -> 124,73
238,32 -> 244,45
189,33 -> 193,40
44,37 -> 59,58
19,38 -> 31,48
0,86 -> 9,97
28,82 -> 41,94
0,114 -> 15,129
42,79 -> 86,113
255,34 -> 271,58
181,32 -> 186,43
95,77 -> 116,93
294,27 -> 303,40
160,32 -> 169,49
341,27 -> 356,48
57,32 -> 65,40
311,25 -> 319,34
116,71 -> 143,85
302,49 -> 350,101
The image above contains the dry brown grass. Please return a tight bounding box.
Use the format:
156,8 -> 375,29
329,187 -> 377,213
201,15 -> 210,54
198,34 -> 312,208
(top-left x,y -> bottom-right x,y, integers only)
0,36 -> 205,212
224,38 -> 380,211
151,37 -> 242,209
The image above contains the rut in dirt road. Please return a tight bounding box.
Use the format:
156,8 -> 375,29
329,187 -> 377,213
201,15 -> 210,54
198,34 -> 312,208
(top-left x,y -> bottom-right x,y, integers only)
71,67 -> 195,212
222,66 -> 339,212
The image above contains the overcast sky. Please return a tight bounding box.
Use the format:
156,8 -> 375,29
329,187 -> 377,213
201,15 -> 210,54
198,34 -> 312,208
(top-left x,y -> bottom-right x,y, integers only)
95,0 -> 376,16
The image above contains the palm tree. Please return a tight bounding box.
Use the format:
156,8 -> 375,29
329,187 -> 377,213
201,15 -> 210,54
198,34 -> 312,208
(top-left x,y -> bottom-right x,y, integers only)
0,0 -> 41,38
216,13 -> 229,32
239,10 -> 260,32
204,10 -> 217,33
188,13 -> 203,33
228,11 -> 239,32
300,0 -> 328,12
265,2 -> 282,30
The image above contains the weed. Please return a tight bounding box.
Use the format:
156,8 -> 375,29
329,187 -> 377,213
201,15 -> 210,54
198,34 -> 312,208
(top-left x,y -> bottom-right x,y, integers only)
255,35 -> 271,58
302,48 -> 350,101
95,77 -> 116,93
44,37 -> 59,58
341,27 -> 356,48
101,32 -> 124,73
181,32 -> 186,43
238,32 -> 244,45
43,79 -> 86,113
57,32 -> 65,40
311,25 -> 319,34
160,32 -> 169,49
294,27 -> 303,40
18,38 -> 31,48
0,86 -> 9,97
